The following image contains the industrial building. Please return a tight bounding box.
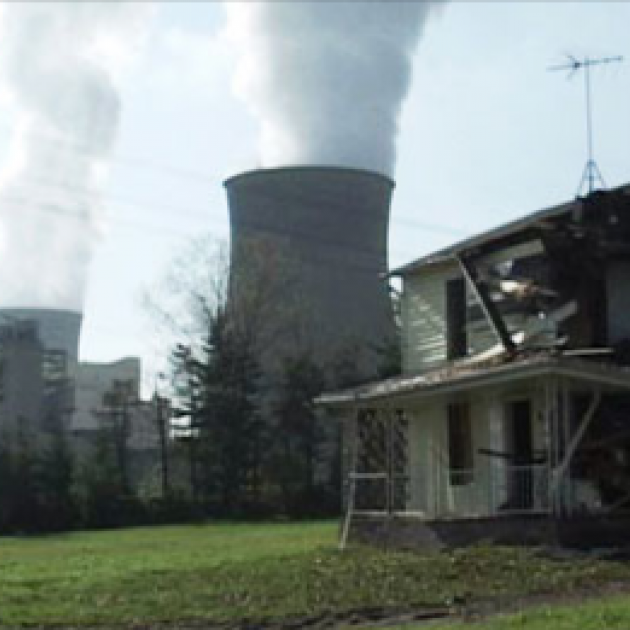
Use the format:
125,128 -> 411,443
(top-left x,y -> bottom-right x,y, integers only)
0,311 -> 164,491
72,357 -> 161,449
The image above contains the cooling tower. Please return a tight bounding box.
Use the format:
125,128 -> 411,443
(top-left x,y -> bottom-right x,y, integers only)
0,308 -> 82,363
224,166 -> 395,381
0,308 -> 82,438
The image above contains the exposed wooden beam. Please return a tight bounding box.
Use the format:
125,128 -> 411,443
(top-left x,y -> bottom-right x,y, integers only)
551,387 -> 601,509
456,254 -> 516,355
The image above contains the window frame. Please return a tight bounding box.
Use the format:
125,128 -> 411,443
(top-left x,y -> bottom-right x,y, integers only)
447,400 -> 474,486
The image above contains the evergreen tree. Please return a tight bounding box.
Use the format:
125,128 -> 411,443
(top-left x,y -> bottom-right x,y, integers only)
11,421 -> 41,532
79,428 -> 127,527
0,437 -> 16,532
273,354 -> 326,515
37,429 -> 77,531
171,305 -> 263,516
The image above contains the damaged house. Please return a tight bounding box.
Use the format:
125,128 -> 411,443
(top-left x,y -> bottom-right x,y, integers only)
319,185 -> 630,548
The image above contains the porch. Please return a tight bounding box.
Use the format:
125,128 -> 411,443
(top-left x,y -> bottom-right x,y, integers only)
332,358 -> 630,548
349,461 -> 552,520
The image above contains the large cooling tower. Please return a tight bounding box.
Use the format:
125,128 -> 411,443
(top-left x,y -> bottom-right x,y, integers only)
224,166 -> 395,381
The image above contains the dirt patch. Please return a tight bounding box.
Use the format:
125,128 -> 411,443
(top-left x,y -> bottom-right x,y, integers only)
20,607 -> 454,630
19,581 -> 630,630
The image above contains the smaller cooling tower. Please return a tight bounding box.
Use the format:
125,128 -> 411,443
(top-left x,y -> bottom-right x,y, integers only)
0,309 -> 82,438
0,308 -> 82,363
224,166 -> 395,381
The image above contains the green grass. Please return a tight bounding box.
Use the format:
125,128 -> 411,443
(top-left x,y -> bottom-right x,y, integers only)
1,522 -> 630,627
415,595 -> 630,629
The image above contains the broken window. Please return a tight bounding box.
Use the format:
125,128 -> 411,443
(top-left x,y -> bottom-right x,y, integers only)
447,401 -> 473,485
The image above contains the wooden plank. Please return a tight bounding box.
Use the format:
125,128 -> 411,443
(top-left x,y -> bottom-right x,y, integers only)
456,254 -> 516,355
551,388 -> 601,503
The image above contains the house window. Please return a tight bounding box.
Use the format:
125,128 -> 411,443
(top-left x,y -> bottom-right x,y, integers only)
446,277 -> 467,360
447,402 -> 473,485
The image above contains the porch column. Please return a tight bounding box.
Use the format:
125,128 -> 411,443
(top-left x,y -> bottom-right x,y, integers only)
384,406 -> 393,516
544,376 -> 562,516
339,406 -> 360,550
552,384 -> 601,517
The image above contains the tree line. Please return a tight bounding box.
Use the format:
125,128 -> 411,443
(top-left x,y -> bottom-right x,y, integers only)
0,413 -> 195,534
0,238 -> 400,533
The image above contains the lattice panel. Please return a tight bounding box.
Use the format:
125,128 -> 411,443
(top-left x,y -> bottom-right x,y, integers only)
357,410 -> 387,473
390,411 -> 409,511
353,409 -> 409,512
355,410 -> 386,510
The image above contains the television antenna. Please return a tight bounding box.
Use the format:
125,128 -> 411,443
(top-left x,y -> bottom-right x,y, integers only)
548,54 -> 623,197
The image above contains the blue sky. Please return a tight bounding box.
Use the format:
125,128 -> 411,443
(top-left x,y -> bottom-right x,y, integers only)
1,2 -> 629,387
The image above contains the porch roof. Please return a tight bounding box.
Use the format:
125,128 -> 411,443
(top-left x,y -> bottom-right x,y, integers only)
317,355 -> 630,409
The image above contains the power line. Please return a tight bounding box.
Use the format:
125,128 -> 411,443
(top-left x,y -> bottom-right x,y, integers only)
0,118 -> 225,188
0,122 -> 468,237
0,171 -> 467,241
0,190 -> 432,273
0,191 -> 208,241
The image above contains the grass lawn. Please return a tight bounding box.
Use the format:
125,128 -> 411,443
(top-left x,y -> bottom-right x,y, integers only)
412,594 -> 630,630
2,521 -> 630,627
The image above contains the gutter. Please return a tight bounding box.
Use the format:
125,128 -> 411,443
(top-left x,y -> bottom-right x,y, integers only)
317,358 -> 630,409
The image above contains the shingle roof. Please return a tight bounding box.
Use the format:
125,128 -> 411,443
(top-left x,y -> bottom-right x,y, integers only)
316,354 -> 630,408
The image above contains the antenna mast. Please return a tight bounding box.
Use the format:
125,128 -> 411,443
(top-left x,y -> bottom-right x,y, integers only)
548,54 -> 623,197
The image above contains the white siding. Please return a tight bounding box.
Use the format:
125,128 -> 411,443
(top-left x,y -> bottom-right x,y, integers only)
401,264 -> 511,374
402,264 -> 459,373
407,403 -> 443,515
405,381 -> 548,518
401,239 -> 549,374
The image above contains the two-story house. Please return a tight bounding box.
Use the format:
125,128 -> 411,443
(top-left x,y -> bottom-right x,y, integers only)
319,185 -> 630,548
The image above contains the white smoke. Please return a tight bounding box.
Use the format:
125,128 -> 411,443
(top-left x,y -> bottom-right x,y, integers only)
225,2 -> 444,176
0,2 -> 150,311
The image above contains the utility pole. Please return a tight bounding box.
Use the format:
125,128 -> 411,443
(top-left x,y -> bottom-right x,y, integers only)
154,391 -> 170,499
548,54 -> 623,197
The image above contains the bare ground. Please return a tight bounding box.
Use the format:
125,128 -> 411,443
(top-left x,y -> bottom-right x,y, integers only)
18,580 -> 630,630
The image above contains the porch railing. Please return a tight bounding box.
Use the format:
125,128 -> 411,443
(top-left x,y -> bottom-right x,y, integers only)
490,462 -> 551,515
437,462 -> 551,518
345,462 -> 553,520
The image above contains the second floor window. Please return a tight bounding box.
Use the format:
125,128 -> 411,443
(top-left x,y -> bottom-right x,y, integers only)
446,276 -> 467,360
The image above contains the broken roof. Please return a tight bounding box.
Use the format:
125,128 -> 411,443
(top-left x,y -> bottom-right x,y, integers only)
392,183 -> 630,276
317,353 -> 630,408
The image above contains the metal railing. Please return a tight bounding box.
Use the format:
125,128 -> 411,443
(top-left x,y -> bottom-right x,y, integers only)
434,462 -> 551,519
344,463 -> 551,522
491,463 -> 550,515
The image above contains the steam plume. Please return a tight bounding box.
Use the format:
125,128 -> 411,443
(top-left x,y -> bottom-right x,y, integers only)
226,2 -> 443,176
0,2 -> 149,311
